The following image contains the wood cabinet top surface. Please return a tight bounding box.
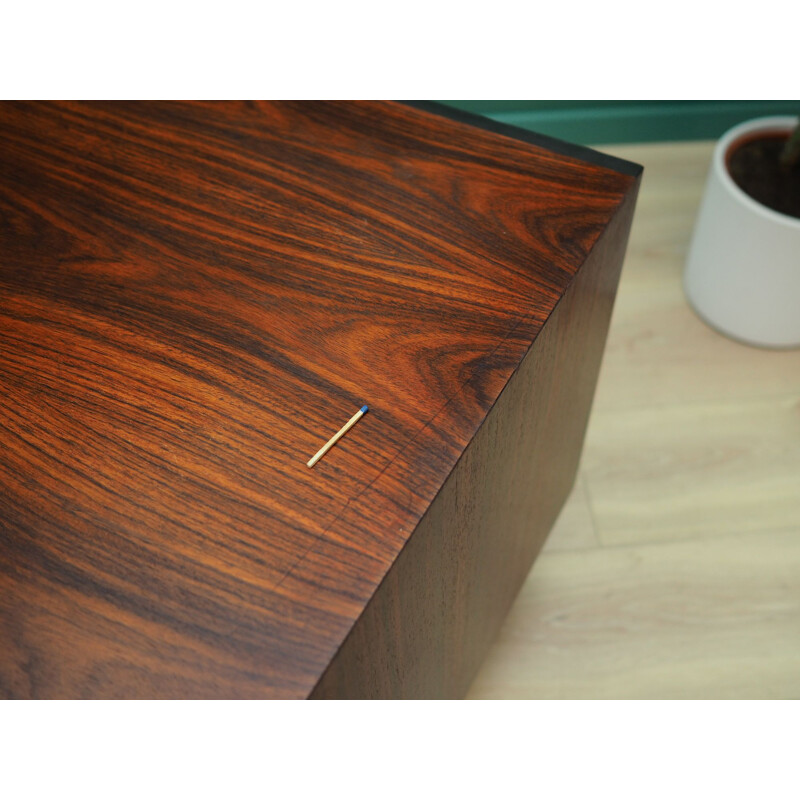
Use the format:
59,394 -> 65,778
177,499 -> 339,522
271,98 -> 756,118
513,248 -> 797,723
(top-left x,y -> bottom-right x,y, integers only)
0,101 -> 640,697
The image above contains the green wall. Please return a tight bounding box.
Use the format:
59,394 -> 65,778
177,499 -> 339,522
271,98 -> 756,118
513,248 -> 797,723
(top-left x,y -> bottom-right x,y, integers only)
439,101 -> 800,146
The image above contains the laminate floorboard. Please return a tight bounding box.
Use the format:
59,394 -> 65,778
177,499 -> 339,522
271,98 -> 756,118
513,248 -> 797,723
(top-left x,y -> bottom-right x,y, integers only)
468,141 -> 800,699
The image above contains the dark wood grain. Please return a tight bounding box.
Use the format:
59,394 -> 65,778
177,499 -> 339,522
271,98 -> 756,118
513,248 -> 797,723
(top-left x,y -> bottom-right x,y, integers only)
311,185 -> 639,698
0,101 -> 640,698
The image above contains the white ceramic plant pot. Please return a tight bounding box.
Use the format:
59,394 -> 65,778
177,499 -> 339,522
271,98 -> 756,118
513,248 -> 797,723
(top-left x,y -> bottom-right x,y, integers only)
684,116 -> 800,348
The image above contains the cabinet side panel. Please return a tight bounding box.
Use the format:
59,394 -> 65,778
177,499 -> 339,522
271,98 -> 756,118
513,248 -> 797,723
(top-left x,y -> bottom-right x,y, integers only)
311,185 -> 639,699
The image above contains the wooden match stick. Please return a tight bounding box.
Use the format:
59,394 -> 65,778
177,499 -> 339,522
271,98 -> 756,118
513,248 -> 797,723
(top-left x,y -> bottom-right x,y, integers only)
307,405 -> 369,468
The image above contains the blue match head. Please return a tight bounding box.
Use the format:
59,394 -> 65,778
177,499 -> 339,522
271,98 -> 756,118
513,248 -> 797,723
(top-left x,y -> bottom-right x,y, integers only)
360,405 -> 369,414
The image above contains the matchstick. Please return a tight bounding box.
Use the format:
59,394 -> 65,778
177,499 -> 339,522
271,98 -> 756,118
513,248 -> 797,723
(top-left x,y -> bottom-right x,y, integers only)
307,405 -> 369,468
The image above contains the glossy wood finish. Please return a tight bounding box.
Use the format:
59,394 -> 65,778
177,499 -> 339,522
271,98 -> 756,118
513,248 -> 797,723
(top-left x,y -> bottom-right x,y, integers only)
312,188 -> 638,697
0,101 -> 640,698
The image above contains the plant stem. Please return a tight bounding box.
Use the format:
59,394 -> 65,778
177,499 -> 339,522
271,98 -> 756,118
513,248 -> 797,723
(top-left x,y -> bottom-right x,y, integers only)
779,120 -> 800,169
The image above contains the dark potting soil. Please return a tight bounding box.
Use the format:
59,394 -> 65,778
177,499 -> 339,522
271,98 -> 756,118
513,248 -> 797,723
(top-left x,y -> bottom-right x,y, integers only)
727,133 -> 800,220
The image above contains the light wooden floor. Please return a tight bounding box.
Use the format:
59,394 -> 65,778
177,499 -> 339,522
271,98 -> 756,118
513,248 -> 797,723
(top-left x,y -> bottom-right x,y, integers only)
467,141 -> 800,699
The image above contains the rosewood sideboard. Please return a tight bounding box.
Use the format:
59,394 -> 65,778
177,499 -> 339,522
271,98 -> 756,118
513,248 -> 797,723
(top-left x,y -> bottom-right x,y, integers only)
0,101 -> 641,698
